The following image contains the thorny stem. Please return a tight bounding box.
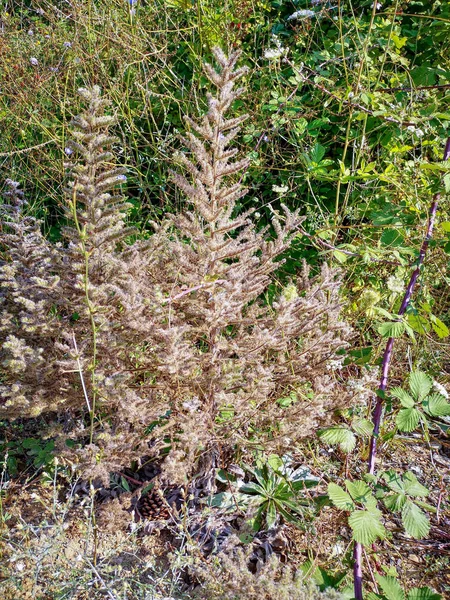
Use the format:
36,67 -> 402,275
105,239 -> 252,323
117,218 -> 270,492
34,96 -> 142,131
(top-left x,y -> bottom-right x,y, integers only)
353,137 -> 450,600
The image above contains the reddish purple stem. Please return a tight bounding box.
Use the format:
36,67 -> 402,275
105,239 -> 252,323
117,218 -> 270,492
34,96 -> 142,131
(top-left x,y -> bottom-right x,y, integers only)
353,137 -> 450,600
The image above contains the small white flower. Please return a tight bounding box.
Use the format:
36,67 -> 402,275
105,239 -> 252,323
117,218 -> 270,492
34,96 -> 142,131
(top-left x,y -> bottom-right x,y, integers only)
407,125 -> 416,133
28,29 -> 34,36
287,9 -> 315,21
254,211 -> 261,219
370,2 -> 382,8
433,381 -> 449,399
16,562 -> 25,572
64,147 -> 73,156
387,275 -> 404,294
272,184 -> 288,194
63,41 -> 72,48
29,57 -> 39,66
264,48 -> 285,60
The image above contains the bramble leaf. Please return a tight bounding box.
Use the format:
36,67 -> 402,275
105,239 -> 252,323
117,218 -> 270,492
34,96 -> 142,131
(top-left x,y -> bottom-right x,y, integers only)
375,574 -> 405,600
378,321 -> 405,338
409,371 -> 432,401
402,500 -> 430,539
423,393 -> 450,417
396,408 -> 421,432
319,427 -> 356,452
390,387 -> 415,408
407,587 -> 441,600
327,483 -> 355,511
348,508 -> 386,545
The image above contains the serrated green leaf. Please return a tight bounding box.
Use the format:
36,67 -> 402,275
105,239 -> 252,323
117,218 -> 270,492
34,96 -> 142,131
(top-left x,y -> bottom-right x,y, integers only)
401,472 -> 429,498
407,587 -> 441,600
348,508 -> 386,545
407,314 -> 431,334
409,371 -> 432,401
346,480 -> 373,504
327,483 -> 355,510
384,493 -> 407,512
319,427 -> 356,452
375,574 -> 405,600
352,418 -> 374,437
402,500 -> 430,539
390,387 -> 415,408
423,393 -> 450,417
382,470 -> 405,493
378,321 -> 406,338
430,316 -> 449,339
396,408 -> 421,432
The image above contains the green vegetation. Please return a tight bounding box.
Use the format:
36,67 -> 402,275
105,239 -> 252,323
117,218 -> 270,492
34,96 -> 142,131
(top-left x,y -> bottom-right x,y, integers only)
0,1 -> 449,599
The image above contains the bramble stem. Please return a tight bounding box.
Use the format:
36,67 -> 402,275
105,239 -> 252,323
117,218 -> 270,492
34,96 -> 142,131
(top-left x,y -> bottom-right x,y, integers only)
353,136 -> 450,600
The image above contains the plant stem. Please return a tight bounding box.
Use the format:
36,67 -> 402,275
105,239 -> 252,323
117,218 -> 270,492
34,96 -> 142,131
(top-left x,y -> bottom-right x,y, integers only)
353,136 -> 450,600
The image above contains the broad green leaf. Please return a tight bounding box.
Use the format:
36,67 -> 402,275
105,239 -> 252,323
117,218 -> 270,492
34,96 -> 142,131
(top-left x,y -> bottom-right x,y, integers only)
239,482 -> 266,496
327,483 -> 355,511
381,229 -> 404,247
267,454 -> 284,471
378,321 -> 406,338
407,314 -> 431,335
407,587 -> 441,600
382,470 -> 404,492
440,221 -> 450,233
423,393 -> 450,417
266,500 -> 277,529
346,480 -> 372,504
390,387 -> 415,408
319,427 -> 356,452
396,408 -> 421,432
402,501 -> 430,539
351,418 -> 374,437
375,574 -> 405,600
348,508 -> 386,545
310,143 -> 326,164
384,493 -> 407,512
409,371 -> 432,402
430,316 -> 449,339
402,472 -> 429,498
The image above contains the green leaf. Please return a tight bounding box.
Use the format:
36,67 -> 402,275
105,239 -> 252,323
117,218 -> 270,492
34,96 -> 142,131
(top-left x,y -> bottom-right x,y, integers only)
267,454 -> 284,471
310,143 -> 326,164
378,321 -> 406,338
401,472 -> 429,498
327,483 -> 355,511
409,371 -> 432,402
351,418 -> 374,437
423,393 -> 450,417
348,508 -> 386,545
407,313 -> 431,335
319,427 -> 356,452
396,408 -> 421,432
430,316 -> 449,339
440,221 -> 450,233
390,387 -> 415,408
384,493 -> 407,512
375,574 -> 405,600
239,482 -> 266,496
402,500 -> 430,539
407,587 -> 441,600
266,500 -> 277,529
381,229 -> 404,247
346,480 -> 373,504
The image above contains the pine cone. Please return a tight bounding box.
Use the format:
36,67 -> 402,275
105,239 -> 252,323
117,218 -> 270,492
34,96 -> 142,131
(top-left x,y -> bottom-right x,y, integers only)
138,485 -> 177,521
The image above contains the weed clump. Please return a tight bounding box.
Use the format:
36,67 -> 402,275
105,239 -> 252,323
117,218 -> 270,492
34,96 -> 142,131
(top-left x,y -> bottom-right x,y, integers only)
0,49 -> 360,485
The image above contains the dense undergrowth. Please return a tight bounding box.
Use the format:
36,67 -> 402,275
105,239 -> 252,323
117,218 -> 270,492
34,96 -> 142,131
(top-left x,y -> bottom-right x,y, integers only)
1,1 -> 449,599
